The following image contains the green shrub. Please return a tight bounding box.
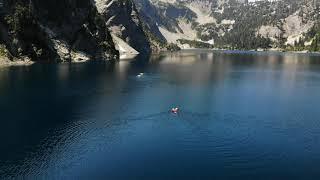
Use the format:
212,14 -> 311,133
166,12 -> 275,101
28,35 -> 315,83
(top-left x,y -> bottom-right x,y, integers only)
166,43 -> 181,51
0,44 -> 7,57
310,33 -> 320,52
177,39 -> 213,49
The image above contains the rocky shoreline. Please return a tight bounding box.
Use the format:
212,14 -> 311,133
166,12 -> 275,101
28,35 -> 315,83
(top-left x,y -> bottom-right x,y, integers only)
2,48 -> 320,68
0,56 -> 34,67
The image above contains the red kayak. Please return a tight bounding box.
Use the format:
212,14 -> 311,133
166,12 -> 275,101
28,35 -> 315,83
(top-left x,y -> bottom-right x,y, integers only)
171,107 -> 179,114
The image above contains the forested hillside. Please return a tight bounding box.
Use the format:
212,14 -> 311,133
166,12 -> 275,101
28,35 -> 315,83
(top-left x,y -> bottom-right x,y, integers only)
134,0 -> 320,51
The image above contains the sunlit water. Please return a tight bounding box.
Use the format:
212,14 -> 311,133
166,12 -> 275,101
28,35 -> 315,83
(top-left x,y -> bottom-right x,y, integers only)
1,50 -> 320,179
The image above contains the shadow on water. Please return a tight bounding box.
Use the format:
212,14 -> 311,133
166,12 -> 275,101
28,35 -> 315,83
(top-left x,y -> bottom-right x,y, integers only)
0,62 -> 121,170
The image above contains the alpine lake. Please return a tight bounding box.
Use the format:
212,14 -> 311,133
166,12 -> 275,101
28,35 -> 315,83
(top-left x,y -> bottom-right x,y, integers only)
1,50 -> 320,179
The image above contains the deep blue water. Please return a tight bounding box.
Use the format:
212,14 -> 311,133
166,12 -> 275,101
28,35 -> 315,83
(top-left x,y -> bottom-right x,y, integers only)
1,50 -> 320,179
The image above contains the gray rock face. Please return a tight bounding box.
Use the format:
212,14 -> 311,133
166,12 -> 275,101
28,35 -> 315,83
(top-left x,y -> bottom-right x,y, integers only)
133,0 -> 167,42
133,0 -> 195,41
0,0 -> 119,62
96,0 -> 151,55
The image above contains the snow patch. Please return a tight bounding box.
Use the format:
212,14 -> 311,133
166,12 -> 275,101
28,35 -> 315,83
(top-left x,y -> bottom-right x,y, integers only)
221,19 -> 235,25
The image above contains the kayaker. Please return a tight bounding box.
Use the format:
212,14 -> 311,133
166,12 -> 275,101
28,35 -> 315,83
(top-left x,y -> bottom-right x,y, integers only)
171,107 -> 179,114
137,73 -> 144,77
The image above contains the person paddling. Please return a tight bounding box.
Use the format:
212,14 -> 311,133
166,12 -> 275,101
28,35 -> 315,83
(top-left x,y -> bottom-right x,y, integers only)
137,73 -> 144,78
171,107 -> 179,114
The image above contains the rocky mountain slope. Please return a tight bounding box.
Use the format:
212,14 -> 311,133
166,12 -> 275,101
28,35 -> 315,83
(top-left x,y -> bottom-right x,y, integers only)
0,0 -> 119,63
95,0 -> 151,56
1,0 -> 319,64
134,0 -> 320,51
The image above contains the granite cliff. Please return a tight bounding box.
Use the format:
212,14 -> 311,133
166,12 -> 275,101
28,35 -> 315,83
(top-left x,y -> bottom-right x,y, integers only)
0,0 -> 119,63
95,0 -> 152,55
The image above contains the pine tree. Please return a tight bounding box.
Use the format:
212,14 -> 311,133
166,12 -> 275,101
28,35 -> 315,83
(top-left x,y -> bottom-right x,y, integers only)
310,34 -> 319,51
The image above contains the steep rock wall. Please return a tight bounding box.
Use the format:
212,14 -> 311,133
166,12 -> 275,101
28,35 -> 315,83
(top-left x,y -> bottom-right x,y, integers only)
95,0 -> 151,55
0,0 -> 119,62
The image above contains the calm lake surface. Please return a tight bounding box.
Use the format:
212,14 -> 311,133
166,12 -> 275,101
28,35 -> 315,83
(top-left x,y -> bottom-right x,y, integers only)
1,50 -> 320,179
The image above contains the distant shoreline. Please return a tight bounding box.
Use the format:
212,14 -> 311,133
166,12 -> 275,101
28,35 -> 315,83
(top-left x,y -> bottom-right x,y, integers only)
175,48 -> 320,55
1,48 -> 320,67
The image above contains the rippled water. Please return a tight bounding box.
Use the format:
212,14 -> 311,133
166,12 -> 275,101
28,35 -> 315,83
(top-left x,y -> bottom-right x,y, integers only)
1,50 -> 320,179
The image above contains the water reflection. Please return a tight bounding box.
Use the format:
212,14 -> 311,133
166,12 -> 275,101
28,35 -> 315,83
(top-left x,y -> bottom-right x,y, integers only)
0,50 -> 320,179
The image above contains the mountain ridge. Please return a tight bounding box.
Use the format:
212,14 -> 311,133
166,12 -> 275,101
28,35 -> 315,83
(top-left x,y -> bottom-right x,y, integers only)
0,0 -> 320,64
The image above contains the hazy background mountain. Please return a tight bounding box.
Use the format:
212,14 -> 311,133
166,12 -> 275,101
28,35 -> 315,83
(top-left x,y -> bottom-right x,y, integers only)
134,0 -> 320,51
